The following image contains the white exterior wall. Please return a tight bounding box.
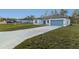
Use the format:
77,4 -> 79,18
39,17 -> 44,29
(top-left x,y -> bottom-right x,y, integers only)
48,19 -> 52,26
45,20 -> 50,25
33,18 -> 70,26
33,19 -> 43,25
63,18 -> 67,26
63,18 -> 70,26
67,19 -> 70,25
48,18 -> 70,26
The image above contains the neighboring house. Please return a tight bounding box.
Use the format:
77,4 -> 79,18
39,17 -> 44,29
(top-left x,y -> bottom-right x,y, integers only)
16,20 -> 33,24
6,20 -> 16,24
0,20 -> 7,24
33,18 -> 70,26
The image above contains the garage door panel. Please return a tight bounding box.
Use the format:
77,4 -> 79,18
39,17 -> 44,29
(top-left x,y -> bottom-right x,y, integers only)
51,20 -> 63,26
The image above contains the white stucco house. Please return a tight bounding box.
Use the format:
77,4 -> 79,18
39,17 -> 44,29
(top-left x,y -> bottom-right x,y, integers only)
16,19 -> 33,24
33,18 -> 70,26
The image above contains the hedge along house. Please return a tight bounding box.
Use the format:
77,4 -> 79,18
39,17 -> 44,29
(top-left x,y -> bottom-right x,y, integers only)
33,17 -> 70,26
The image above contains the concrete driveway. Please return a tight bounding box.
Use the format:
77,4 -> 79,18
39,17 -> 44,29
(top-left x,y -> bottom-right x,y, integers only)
0,26 -> 61,49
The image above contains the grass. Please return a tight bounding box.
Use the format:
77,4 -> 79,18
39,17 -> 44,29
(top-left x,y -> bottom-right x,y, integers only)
0,24 -> 44,31
15,24 -> 79,49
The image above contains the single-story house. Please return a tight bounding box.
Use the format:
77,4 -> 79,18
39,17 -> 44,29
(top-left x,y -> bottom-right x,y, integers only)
16,20 -> 33,24
33,18 -> 70,26
0,20 -> 7,24
6,20 -> 16,24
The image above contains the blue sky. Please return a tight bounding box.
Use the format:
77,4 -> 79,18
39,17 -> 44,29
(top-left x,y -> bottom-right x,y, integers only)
0,9 -> 74,19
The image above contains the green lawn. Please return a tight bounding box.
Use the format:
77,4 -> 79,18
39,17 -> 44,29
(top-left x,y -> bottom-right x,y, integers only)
15,24 -> 79,49
0,24 -> 43,31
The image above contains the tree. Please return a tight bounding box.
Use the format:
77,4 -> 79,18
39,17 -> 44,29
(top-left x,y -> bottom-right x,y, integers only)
43,11 -> 48,19
72,9 -> 79,24
6,18 -> 17,21
0,17 -> 7,22
54,9 -> 59,17
40,15 -> 44,19
54,9 -> 58,15
60,9 -> 67,17
73,9 -> 79,18
24,15 -> 35,20
51,10 -> 54,15
51,10 -> 58,15
51,10 -> 59,18
30,15 -> 35,20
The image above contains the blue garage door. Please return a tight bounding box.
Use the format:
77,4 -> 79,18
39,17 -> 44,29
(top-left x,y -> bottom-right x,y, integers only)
51,20 -> 63,26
